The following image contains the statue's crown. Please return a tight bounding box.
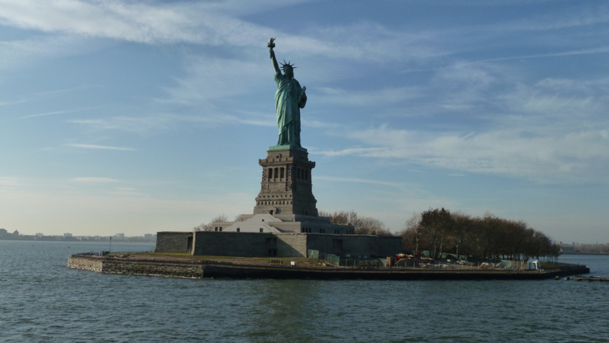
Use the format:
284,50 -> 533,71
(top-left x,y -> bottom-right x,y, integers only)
281,60 -> 296,70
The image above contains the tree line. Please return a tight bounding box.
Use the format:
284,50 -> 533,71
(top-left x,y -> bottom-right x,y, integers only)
400,208 -> 561,261
319,210 -> 393,236
192,208 -> 561,261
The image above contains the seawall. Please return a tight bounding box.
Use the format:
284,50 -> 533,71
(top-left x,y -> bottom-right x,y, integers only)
67,254 -> 590,280
68,255 -> 204,278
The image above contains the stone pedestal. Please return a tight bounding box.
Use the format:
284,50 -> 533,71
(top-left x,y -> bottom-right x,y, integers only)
253,149 -> 318,216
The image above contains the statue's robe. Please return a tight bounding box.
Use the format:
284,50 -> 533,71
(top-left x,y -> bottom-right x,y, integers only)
274,71 -> 306,148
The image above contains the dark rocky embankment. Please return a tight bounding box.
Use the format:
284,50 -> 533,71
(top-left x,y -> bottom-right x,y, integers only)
68,254 -> 589,280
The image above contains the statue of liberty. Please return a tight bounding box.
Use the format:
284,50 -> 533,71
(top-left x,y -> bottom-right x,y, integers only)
268,38 -> 307,150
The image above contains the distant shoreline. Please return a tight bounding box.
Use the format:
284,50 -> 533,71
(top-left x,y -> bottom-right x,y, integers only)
0,238 -> 155,244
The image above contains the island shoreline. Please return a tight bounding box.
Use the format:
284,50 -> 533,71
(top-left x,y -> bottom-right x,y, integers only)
67,254 -> 589,280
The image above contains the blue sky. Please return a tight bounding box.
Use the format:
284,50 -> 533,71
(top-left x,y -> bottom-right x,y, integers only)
0,0 -> 607,243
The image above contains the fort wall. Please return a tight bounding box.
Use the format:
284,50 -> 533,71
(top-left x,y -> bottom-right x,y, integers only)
192,232 -> 271,256
156,231 -> 402,258
306,234 -> 402,257
155,232 -> 193,254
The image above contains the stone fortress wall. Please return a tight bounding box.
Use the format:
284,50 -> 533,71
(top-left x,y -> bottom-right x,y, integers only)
154,231 -> 193,254
156,231 -> 402,258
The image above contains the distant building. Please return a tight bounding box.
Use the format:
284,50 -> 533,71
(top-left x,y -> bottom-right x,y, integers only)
114,233 -> 125,239
36,233 -> 44,237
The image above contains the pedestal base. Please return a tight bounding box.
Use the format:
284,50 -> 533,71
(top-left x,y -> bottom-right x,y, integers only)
253,148 -> 317,216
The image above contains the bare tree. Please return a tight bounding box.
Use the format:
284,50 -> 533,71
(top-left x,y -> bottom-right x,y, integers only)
450,212 -> 471,259
194,214 -> 229,231
399,213 -> 421,252
403,208 -> 558,262
319,210 -> 393,236
420,208 -> 453,258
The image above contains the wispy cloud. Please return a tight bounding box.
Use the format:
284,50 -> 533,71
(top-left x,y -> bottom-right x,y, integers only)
69,112 -> 275,134
0,35 -> 97,70
317,86 -> 424,108
501,3 -> 609,31
316,175 -> 409,191
70,177 -> 119,183
309,62 -> 609,183
19,110 -> 72,119
0,83 -> 102,117
302,119 -> 342,129
110,187 -> 145,197
477,47 -> 609,63
0,1 -> 447,63
159,57 -> 268,106
318,125 -> 609,183
70,116 -> 174,134
0,98 -> 28,107
16,105 -> 99,121
0,176 -> 19,187
66,144 -> 135,151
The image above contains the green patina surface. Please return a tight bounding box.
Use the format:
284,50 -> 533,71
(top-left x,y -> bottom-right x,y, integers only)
268,144 -> 306,152
268,39 -> 307,150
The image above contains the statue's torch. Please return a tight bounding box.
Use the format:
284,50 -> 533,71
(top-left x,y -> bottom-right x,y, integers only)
268,38 -> 276,49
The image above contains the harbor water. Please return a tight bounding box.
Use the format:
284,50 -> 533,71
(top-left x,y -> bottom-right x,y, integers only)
1,240 -> 608,342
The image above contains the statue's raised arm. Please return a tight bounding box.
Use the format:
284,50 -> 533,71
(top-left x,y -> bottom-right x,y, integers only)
267,38 -> 306,151
268,38 -> 280,74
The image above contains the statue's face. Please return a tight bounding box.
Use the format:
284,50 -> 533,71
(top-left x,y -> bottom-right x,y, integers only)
284,67 -> 294,79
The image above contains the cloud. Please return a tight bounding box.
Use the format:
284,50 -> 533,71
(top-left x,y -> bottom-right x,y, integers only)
69,111 -> 275,134
316,86 -> 424,108
477,47 -> 609,63
0,35 -> 96,71
0,0 -> 202,44
502,3 -> 609,31
302,21 -> 445,62
302,119 -> 342,129
317,124 -> 609,183
19,110 -> 72,119
159,57 -> 269,106
0,1 -> 448,63
66,144 -> 135,151
70,177 -> 119,183
316,175 -> 409,191
0,177 -> 19,187
16,105 -> 98,120
111,187 -> 145,197
70,116 -> 175,134
309,61 -> 609,184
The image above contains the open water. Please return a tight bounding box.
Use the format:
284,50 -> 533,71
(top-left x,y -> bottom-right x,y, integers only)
0,240 -> 608,343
